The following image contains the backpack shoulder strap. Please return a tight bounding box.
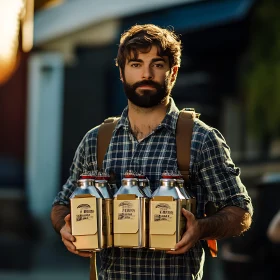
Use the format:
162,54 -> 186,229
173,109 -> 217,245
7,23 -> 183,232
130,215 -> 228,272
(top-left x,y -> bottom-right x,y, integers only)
176,109 -> 199,182
97,116 -> 120,170
176,110 -> 217,257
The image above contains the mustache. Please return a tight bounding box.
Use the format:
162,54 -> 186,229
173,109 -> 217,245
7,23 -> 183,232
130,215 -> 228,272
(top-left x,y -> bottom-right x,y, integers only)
132,80 -> 163,89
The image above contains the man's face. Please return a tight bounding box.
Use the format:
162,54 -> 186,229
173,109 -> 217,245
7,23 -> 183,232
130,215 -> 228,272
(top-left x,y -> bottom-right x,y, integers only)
120,45 -> 177,108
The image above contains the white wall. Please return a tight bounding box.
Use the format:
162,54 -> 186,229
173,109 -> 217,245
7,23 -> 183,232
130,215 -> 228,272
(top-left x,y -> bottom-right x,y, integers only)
26,52 -> 64,236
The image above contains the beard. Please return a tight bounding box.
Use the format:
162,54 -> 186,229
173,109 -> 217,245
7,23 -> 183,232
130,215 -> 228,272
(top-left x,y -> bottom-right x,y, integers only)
122,78 -> 172,108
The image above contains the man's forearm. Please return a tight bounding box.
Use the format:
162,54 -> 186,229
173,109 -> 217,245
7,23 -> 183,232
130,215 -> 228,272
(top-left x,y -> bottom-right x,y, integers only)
198,206 -> 252,240
51,204 -> 70,234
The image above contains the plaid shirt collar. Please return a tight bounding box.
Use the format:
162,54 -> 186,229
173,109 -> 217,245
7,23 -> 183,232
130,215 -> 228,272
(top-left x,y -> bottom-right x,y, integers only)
115,97 -> 180,135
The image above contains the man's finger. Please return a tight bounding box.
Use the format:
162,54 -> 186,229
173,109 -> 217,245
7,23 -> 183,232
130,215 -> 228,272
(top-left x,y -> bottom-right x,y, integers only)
64,213 -> 71,223
77,251 -> 93,258
64,214 -> 72,230
182,208 -> 192,219
166,246 -> 188,255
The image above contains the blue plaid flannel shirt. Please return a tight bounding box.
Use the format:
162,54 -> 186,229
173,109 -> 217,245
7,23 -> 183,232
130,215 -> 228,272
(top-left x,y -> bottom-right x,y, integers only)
53,98 -> 253,280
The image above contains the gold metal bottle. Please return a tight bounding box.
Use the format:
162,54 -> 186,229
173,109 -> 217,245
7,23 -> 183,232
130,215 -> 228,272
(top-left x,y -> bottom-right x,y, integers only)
94,171 -> 114,248
70,172 -> 105,251
174,173 -> 196,215
149,171 -> 187,251
137,172 -> 152,198
113,170 -> 148,248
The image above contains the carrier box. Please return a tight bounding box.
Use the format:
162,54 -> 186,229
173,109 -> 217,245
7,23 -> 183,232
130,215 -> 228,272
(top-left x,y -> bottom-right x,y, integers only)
70,194 -> 104,251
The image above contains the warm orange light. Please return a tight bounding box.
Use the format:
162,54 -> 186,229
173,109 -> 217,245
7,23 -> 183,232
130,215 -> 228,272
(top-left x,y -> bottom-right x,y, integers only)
22,0 -> 34,52
0,0 -> 34,85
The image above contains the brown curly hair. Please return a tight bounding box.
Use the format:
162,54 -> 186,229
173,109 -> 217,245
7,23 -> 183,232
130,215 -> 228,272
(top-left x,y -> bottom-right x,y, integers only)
115,24 -> 182,74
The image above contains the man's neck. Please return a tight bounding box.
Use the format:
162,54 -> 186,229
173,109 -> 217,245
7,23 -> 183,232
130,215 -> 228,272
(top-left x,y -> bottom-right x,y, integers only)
127,97 -> 170,140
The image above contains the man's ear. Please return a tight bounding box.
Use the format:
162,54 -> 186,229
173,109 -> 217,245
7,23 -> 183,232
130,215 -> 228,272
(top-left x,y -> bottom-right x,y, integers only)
119,68 -> 124,82
170,66 -> 178,83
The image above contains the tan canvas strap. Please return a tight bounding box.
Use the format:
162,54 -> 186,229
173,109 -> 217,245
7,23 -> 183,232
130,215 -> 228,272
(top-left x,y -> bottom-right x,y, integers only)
94,116 -> 119,280
176,110 -> 196,182
97,116 -> 120,170
176,111 -> 218,257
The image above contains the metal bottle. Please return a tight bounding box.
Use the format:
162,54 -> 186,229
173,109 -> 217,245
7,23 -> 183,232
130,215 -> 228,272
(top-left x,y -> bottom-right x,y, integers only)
102,170 -> 119,195
94,171 -> 114,248
94,171 -> 114,199
113,170 -> 148,248
137,172 -> 152,198
70,172 -> 105,251
70,172 -> 100,197
174,173 -> 196,215
149,171 -> 187,251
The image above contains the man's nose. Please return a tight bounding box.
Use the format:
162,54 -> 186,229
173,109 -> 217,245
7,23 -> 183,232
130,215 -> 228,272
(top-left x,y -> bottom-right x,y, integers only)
142,65 -> 153,80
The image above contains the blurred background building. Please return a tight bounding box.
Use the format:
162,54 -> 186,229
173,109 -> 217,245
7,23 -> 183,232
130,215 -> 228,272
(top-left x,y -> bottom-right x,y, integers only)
0,0 -> 279,279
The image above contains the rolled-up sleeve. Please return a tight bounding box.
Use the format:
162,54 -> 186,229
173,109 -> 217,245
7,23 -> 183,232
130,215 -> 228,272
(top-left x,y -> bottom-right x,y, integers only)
197,128 -> 253,216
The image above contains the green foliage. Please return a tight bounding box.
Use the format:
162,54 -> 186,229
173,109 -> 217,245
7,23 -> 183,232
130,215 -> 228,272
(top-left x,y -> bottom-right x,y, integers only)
244,0 -> 280,138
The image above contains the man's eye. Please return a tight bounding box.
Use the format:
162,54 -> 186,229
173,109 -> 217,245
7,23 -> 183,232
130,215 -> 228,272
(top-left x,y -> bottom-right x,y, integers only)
131,63 -> 140,67
154,63 -> 164,68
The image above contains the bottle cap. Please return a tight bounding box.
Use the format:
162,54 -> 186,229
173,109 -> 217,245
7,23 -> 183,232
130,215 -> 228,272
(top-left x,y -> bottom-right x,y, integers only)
124,170 -> 136,178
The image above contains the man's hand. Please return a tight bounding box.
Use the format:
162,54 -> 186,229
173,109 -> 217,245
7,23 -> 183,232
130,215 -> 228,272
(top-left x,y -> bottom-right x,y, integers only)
60,214 -> 92,258
167,208 -> 199,254
167,205 -> 252,255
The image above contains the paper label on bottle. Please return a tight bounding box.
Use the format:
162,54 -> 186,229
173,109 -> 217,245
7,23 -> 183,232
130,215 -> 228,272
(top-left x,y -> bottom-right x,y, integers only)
71,196 -> 97,235
114,199 -> 139,233
150,200 -> 176,235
